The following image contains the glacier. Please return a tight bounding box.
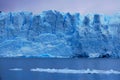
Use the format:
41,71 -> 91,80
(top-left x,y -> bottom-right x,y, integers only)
0,10 -> 120,58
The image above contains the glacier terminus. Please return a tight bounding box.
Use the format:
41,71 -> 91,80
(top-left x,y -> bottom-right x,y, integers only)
0,10 -> 120,58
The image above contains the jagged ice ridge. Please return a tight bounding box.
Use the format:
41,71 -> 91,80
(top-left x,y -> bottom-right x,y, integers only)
0,10 -> 120,58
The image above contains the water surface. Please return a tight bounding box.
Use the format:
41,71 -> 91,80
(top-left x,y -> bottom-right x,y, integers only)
0,58 -> 120,80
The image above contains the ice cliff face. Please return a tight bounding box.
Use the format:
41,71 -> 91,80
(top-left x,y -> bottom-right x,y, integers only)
0,10 -> 120,58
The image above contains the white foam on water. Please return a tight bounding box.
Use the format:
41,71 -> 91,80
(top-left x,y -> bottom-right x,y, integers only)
9,68 -> 23,71
30,68 -> 120,74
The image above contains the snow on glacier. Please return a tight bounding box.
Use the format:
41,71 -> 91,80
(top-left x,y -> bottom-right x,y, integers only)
0,10 -> 120,58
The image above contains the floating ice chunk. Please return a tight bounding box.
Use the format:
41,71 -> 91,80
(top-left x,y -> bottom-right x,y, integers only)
9,68 -> 23,71
30,68 -> 120,74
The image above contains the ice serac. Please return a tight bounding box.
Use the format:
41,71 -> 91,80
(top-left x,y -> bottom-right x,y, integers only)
0,10 -> 120,58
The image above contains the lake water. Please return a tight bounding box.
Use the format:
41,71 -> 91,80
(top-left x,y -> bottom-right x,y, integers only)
0,58 -> 120,80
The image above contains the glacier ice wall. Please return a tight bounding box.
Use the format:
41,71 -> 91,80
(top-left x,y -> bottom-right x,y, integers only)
0,10 -> 120,58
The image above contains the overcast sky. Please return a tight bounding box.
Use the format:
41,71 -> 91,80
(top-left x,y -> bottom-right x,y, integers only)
0,0 -> 120,14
